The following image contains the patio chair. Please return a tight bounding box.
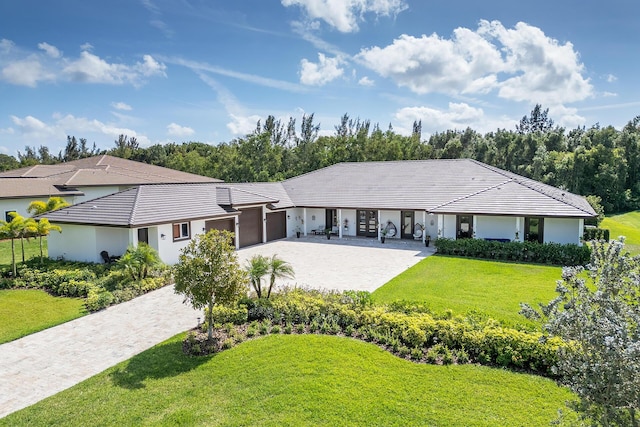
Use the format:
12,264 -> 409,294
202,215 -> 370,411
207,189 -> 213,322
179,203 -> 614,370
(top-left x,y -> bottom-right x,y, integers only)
312,225 -> 325,235
413,224 -> 423,240
100,250 -> 120,264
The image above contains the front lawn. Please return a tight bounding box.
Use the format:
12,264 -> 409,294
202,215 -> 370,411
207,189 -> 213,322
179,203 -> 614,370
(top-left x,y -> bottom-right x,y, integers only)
0,333 -> 576,426
372,255 -> 561,329
601,210 -> 640,254
0,289 -> 87,344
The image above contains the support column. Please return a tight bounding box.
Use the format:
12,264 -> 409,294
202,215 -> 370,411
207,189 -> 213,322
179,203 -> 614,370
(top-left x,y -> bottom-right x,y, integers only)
515,217 -> 521,242
303,208 -> 307,236
262,205 -> 267,243
235,219 -> 240,250
438,214 -> 444,239
378,210 -> 382,241
422,211 -> 426,243
128,229 -> 136,246
338,209 -> 343,239
578,218 -> 584,246
472,216 -> 477,239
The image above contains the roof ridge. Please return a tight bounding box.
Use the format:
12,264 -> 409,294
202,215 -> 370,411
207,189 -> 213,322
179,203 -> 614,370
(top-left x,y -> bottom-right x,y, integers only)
471,160 -> 594,215
128,186 -> 142,225
428,179 -> 512,212
62,169 -> 82,186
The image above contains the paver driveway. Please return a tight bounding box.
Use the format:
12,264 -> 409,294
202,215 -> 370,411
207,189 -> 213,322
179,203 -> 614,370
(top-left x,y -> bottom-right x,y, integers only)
0,237 -> 432,418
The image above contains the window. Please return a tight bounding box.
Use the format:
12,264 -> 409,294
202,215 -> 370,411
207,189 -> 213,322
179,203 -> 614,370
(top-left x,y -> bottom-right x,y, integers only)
524,217 -> 544,243
172,222 -> 190,241
5,210 -> 16,222
456,215 -> 473,239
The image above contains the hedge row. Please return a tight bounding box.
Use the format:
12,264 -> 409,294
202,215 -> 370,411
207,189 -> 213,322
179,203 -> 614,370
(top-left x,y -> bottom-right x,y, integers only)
4,261 -> 170,311
434,238 -> 591,266
200,289 -> 562,377
582,227 -> 610,241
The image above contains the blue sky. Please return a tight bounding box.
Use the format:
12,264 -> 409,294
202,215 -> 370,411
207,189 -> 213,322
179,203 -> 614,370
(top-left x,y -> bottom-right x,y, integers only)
1,0 -> 638,156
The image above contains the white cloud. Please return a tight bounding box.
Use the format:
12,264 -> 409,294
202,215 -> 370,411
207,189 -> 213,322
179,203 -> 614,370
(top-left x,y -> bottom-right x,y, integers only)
80,42 -> 94,51
111,102 -> 132,111
300,53 -> 344,85
167,122 -> 195,138
606,74 -> 617,83
357,20 -> 593,106
282,0 -> 407,33
602,91 -> 617,98
548,105 -> 586,129
9,113 -> 151,148
358,76 -> 374,86
0,39 -> 166,87
37,42 -> 61,58
227,113 -> 262,135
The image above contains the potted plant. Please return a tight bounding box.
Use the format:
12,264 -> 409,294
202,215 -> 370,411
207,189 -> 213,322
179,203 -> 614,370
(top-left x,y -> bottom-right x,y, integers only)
380,226 -> 388,244
295,226 -> 301,238
425,234 -> 431,247
325,228 -> 332,240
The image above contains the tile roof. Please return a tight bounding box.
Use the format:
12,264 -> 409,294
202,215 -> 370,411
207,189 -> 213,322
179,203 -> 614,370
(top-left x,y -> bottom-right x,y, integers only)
224,182 -> 294,209
0,154 -> 220,187
282,159 -> 596,218
43,183 -> 281,227
0,178 -> 83,199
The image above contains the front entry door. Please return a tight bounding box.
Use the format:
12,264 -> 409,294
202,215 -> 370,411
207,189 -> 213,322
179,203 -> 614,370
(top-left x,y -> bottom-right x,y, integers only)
357,210 -> 378,237
456,215 -> 473,239
401,211 -> 414,239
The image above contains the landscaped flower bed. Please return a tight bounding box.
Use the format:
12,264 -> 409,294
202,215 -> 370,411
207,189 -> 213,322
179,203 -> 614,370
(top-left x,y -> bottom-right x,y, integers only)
183,288 -> 563,377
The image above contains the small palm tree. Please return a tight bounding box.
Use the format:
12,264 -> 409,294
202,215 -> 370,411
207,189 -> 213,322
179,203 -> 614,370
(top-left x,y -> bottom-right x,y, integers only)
0,213 -> 26,276
32,218 -> 62,264
266,254 -> 294,299
27,197 -> 70,216
19,217 -> 37,263
117,243 -> 163,280
245,255 -> 269,298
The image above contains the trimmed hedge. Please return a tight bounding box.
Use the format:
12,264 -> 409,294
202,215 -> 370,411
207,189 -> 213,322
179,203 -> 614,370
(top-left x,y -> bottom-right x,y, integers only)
582,227 -> 610,242
434,238 -> 590,266
202,289 -> 564,377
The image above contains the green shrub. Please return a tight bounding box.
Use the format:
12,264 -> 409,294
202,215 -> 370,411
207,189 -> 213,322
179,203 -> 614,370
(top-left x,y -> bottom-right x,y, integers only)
582,227 -> 610,241
435,238 -> 590,266
270,325 -> 281,334
85,289 -> 114,311
206,305 -> 249,325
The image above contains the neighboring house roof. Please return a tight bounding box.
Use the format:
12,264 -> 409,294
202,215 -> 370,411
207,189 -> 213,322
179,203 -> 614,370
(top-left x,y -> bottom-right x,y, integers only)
282,159 -> 596,218
0,155 -> 220,188
43,183 -> 280,227
0,178 -> 84,199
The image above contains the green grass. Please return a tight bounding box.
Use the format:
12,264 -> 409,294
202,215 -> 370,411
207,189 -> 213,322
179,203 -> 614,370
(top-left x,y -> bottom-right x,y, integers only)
372,255 -> 561,328
1,334 -> 576,426
0,237 -> 45,267
601,210 -> 640,254
0,289 -> 87,344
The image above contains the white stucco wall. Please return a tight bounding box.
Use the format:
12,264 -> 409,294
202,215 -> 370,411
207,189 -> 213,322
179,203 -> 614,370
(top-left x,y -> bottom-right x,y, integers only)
544,218 -> 582,245
475,216 -> 518,241
48,224 -> 130,264
75,186 -> 127,204
0,196 -> 82,220
441,215 -> 457,239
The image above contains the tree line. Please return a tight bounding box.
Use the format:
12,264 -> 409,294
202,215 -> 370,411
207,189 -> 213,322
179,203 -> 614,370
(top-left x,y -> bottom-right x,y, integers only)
3,106 -> 640,213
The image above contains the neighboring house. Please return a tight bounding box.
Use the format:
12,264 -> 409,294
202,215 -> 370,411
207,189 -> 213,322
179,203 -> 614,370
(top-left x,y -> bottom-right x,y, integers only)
0,155 -> 219,220
42,159 -> 596,264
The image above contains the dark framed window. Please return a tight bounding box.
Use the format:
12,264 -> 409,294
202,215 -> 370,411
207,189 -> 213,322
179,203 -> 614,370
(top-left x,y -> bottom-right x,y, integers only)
456,215 -> 473,239
137,228 -> 149,244
173,222 -> 190,241
5,210 -> 16,222
524,217 -> 544,243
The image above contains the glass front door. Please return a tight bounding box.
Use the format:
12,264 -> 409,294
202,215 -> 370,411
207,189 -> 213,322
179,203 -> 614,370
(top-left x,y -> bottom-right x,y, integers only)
357,210 -> 378,237
401,211 -> 414,239
456,215 -> 473,239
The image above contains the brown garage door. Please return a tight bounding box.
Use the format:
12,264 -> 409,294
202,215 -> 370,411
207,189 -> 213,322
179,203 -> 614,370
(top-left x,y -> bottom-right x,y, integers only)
266,211 -> 286,242
205,218 -> 235,234
239,207 -> 262,248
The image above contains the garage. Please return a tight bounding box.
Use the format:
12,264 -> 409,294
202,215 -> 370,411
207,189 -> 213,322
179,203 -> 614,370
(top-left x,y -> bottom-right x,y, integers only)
205,218 -> 235,234
238,207 -> 263,248
266,211 -> 286,242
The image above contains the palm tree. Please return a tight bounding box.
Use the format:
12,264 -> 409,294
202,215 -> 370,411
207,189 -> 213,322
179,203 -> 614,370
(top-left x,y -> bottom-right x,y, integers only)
266,254 -> 294,299
19,217 -> 37,263
32,218 -> 62,264
27,197 -> 70,216
0,213 -> 26,276
245,255 -> 269,298
117,243 -> 163,280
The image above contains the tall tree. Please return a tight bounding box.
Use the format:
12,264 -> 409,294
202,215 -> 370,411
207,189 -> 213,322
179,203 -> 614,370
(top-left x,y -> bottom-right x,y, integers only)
0,213 -> 27,276
32,218 -> 61,264
173,230 -> 248,339
266,254 -> 294,299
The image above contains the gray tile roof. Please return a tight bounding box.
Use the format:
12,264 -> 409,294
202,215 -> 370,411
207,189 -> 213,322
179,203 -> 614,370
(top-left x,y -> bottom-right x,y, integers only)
224,182 -> 294,209
43,183 -> 281,227
282,159 -> 596,218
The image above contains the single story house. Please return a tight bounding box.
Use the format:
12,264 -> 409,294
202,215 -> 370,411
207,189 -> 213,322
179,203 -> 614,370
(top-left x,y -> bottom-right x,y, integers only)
42,159 -> 596,264
0,154 -> 219,221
